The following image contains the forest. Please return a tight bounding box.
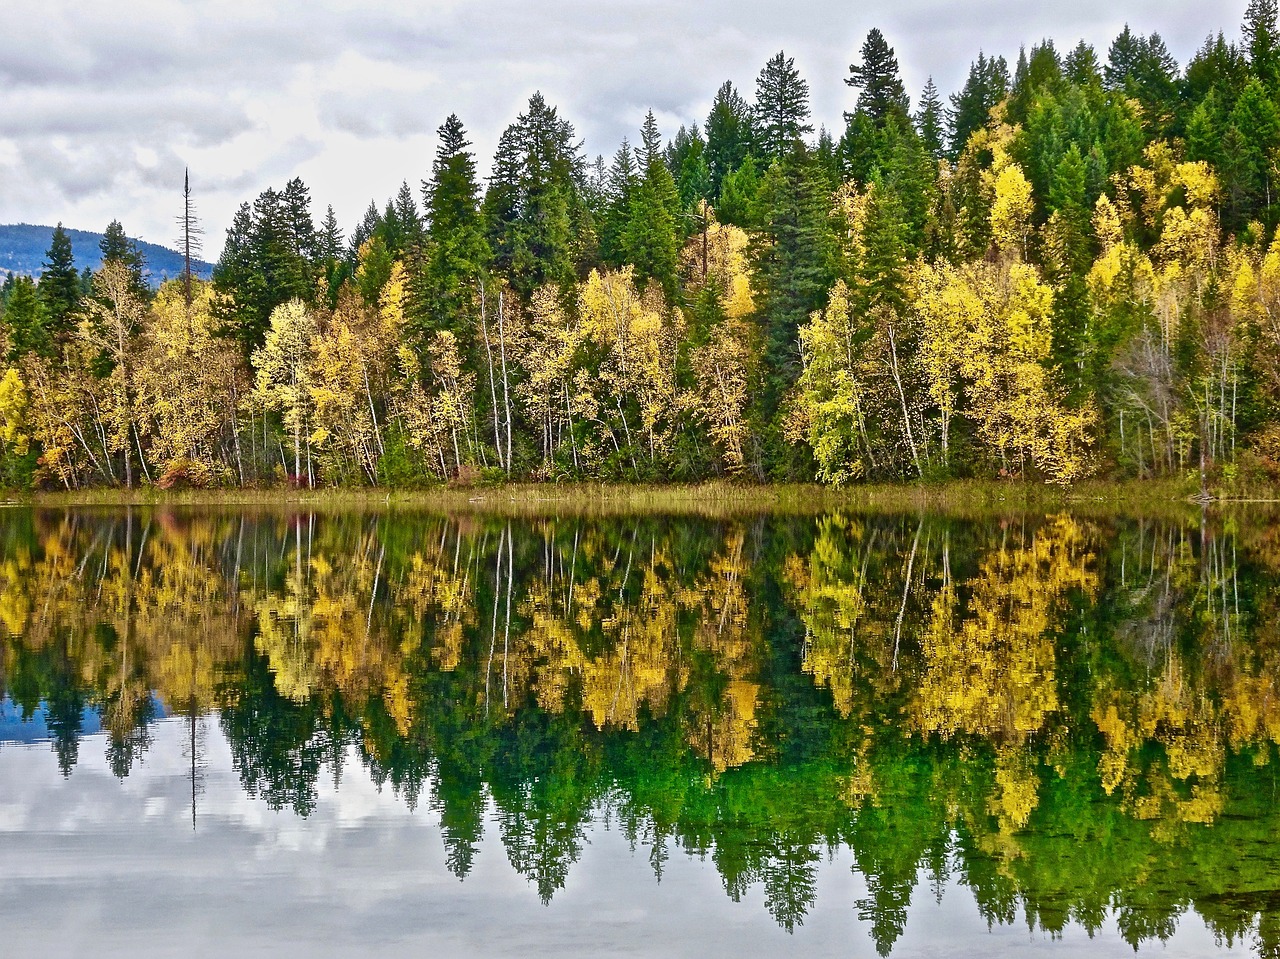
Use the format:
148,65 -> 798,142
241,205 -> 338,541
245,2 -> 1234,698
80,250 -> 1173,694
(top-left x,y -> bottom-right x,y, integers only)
4,509 -> 1280,950
3,5 -> 1280,489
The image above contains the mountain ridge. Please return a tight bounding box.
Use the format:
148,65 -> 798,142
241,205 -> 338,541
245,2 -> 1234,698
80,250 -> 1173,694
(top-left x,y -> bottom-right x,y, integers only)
0,223 -> 214,287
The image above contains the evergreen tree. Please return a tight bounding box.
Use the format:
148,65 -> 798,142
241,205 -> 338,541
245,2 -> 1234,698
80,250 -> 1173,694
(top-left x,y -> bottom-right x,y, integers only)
624,112 -> 681,295
1185,91 -> 1223,165
391,180 -> 425,257
750,151 -> 836,422
282,177 -> 320,266
914,78 -> 946,160
666,125 -> 712,210
877,117 -> 935,257
99,220 -> 147,298
483,92 -> 585,297
1104,28 -> 1179,136
947,53 -> 1009,157
753,51 -> 813,160
1184,33 -> 1249,110
318,205 -> 348,303
1,276 -> 50,361
418,114 -> 491,340
813,127 -> 841,186
1245,0 -> 1280,90
1008,41 -> 1063,123
599,139 -> 639,266
1064,41 -> 1102,87
350,200 -> 383,260
212,185 -> 315,357
39,223 -> 80,347
717,156 -> 762,228
1227,79 -> 1280,228
212,203 -> 268,357
846,29 -> 910,126
704,81 -> 755,197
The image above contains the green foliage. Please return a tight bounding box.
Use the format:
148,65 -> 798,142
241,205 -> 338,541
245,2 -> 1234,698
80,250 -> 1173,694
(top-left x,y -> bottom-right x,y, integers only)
846,29 -> 910,126
753,51 -> 814,161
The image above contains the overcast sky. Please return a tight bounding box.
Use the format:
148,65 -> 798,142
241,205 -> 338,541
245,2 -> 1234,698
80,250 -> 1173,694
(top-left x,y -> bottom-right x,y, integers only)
0,0 -> 1252,262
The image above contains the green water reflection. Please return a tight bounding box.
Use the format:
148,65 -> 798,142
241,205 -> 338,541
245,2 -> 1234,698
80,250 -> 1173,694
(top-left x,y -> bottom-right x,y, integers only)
2,507 -> 1279,955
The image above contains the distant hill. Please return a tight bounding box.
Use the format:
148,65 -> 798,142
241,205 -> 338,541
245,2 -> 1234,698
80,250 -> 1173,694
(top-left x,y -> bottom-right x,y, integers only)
0,223 -> 214,288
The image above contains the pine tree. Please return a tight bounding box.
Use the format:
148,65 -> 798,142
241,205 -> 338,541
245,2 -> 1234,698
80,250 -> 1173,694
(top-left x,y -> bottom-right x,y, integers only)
99,220 -> 148,298
947,53 -> 1009,157
418,114 -> 490,340
318,204 -> 348,303
39,223 -> 80,346
350,201 -> 383,261
1184,33 -> 1249,109
1104,28 -> 1179,136
483,92 -> 585,296
1064,41 -> 1102,87
845,29 -> 910,126
600,139 -> 638,266
704,81 -> 755,197
281,178 -> 320,267
1228,79 -> 1280,226
753,51 -> 813,160
914,78 -> 946,160
624,112 -> 681,294
212,203 -> 268,357
1,276 -> 50,361
393,180 -> 425,255
750,151 -> 837,415
1245,0 -> 1280,89
717,156 -> 762,228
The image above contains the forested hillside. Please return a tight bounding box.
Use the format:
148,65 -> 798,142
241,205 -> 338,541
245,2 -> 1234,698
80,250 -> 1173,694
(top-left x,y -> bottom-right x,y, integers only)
2,6 -> 1280,490
0,223 -> 213,286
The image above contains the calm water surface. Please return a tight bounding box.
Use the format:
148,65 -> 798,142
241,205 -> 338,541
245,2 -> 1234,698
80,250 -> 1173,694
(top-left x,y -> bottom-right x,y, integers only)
1,507 -> 1277,957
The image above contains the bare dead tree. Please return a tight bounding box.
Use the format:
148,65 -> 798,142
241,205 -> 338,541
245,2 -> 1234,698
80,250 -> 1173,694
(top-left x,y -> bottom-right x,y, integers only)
176,167 -> 204,308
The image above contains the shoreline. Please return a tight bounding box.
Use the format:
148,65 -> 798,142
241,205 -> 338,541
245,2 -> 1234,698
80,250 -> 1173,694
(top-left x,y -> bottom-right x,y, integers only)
6,478 -> 1279,518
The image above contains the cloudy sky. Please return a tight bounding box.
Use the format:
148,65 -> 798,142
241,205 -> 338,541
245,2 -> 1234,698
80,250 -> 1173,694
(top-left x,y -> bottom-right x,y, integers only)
0,719 -> 1241,957
0,0 -> 1252,262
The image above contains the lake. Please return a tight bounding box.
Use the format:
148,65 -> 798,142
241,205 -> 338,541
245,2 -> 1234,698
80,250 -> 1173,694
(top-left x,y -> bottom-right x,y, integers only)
1,505 -> 1277,957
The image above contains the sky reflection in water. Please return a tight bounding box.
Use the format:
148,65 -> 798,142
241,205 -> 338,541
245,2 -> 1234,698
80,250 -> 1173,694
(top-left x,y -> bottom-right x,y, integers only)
0,507 -> 1275,957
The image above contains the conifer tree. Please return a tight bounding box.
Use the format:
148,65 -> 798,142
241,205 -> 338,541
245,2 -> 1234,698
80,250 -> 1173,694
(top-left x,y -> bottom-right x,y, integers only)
624,111 -> 681,294
1245,0 -> 1280,89
39,223 -> 80,346
418,114 -> 490,340
704,81 -> 755,197
99,220 -> 148,299
753,51 -> 813,160
845,29 -> 910,126
483,92 -> 585,297
1,277 -> 49,361
914,78 -> 946,160
750,150 -> 837,465
947,53 -> 1009,157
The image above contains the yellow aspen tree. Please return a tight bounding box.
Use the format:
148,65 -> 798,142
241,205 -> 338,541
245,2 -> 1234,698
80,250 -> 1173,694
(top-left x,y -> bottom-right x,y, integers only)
578,268 -> 682,472
252,299 -> 318,483
913,263 -> 979,470
80,261 -> 149,487
680,203 -> 756,320
686,318 -> 757,474
137,280 -> 246,486
517,285 -> 587,475
0,368 -> 29,460
792,281 -> 876,484
988,163 -> 1034,260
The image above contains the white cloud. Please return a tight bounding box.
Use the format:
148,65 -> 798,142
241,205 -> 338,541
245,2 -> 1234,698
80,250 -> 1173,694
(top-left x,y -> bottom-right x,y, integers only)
0,0 -> 1251,260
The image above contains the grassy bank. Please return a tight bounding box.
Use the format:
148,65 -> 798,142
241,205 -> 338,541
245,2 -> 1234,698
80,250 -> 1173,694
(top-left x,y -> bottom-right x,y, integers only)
9,477 -> 1278,519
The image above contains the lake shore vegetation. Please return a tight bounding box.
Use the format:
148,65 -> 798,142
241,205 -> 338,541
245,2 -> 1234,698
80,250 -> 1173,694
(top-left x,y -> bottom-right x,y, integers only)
5,8 -> 1280,495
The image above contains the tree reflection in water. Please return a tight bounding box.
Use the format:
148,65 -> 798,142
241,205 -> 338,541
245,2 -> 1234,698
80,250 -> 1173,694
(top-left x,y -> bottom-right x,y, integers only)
2,506 -> 1280,955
